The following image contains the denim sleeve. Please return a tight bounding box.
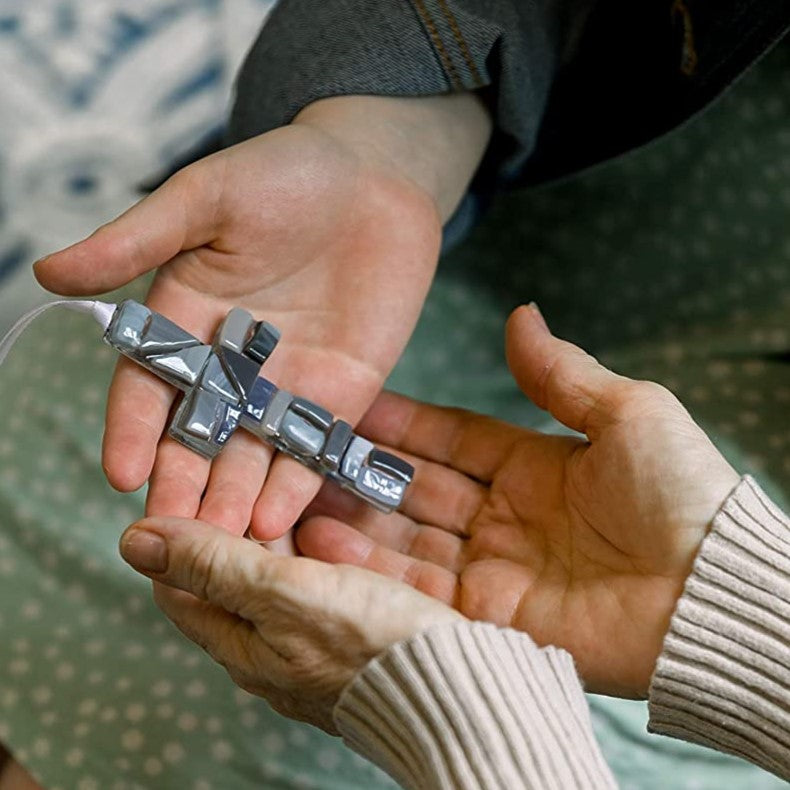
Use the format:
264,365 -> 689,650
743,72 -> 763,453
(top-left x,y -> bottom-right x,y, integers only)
228,0 -> 584,185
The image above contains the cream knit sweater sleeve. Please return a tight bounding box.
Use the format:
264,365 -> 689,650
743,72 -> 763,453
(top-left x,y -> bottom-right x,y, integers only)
333,476 -> 789,789
648,475 -> 790,777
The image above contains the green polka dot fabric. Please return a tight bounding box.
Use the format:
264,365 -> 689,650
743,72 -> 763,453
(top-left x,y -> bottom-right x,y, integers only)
0,40 -> 788,790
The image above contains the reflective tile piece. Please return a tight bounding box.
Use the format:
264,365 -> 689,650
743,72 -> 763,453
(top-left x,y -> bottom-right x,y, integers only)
261,389 -> 293,437
106,299 -> 151,353
220,347 -> 260,400
280,411 -> 326,457
216,307 -> 255,353
356,467 -> 406,508
140,312 -> 201,354
320,420 -> 353,472
290,397 -> 333,430
149,345 -> 212,387
201,355 -> 239,403
368,449 -> 413,484
341,436 -> 374,482
183,388 -> 222,439
214,403 -> 242,447
244,321 -> 280,364
243,378 -> 276,423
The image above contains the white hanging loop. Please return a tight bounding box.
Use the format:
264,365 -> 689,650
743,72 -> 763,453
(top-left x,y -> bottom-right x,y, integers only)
0,299 -> 117,366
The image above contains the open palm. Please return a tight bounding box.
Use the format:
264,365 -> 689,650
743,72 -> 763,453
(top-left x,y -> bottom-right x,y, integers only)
35,124 -> 441,539
297,305 -> 739,696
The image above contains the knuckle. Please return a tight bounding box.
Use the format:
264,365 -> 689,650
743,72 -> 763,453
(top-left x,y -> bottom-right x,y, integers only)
185,538 -> 226,602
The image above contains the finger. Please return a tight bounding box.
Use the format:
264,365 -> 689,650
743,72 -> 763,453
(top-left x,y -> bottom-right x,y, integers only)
295,516 -> 458,603
119,517 -> 277,620
34,160 -> 221,295
306,449 -> 485,537
103,277 -> 222,494
198,431 -> 274,536
246,343 -> 385,542
145,436 -> 211,520
505,303 -> 630,439
249,456 -> 323,541
356,391 -> 525,484
102,356 -> 173,491
301,488 -> 469,574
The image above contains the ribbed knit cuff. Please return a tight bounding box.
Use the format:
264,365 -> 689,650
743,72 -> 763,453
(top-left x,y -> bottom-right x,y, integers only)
648,476 -> 790,780
334,621 -> 616,790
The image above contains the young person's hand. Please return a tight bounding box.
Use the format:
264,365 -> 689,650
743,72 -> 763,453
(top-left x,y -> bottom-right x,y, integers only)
34,93 -> 490,540
119,516 -> 463,734
297,305 -> 740,697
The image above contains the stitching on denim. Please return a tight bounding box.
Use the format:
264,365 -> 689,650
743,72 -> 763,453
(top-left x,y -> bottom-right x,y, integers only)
671,0 -> 698,76
435,0 -> 484,87
412,0 -> 462,89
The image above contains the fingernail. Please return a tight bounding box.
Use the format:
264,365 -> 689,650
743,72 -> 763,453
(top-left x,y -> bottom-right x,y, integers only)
526,302 -> 550,333
120,528 -> 168,573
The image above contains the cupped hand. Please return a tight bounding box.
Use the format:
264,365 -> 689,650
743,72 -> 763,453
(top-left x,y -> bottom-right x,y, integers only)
118,517 -> 462,733
34,120 -> 441,539
296,304 -> 740,697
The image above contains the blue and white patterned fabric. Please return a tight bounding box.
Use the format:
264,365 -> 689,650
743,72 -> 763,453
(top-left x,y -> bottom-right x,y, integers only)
0,0 -> 275,332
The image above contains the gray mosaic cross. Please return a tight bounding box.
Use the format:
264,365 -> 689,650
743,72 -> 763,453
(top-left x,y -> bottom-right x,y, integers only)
104,300 -> 413,512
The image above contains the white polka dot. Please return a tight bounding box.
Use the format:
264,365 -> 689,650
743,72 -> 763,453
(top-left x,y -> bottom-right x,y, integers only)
31,686 -> 52,705
185,680 -> 206,698
84,639 -> 106,656
211,740 -> 234,762
177,712 -> 199,732
205,716 -> 222,734
144,757 -> 163,776
56,663 -> 75,681
123,643 -> 146,659
121,729 -> 144,751
124,703 -> 146,722
22,600 -> 44,620
317,747 -> 341,771
152,680 -> 172,697
8,658 -> 30,676
262,732 -> 285,754
163,741 -> 186,764
65,748 -> 84,767
78,699 -> 98,717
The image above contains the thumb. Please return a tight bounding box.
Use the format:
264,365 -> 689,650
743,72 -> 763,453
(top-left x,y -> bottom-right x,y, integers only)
34,160 -> 221,296
119,517 -> 275,618
505,303 -> 630,439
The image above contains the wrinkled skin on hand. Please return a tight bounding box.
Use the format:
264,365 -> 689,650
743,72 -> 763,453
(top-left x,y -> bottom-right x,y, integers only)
297,306 -> 741,697
119,518 -> 462,733
36,123 -> 441,541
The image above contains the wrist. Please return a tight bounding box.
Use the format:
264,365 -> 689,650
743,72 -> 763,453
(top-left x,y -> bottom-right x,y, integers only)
293,93 -> 491,223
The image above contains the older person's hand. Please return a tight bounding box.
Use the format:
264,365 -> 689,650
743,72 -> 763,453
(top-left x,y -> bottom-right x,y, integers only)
118,517 -> 463,733
296,304 -> 741,699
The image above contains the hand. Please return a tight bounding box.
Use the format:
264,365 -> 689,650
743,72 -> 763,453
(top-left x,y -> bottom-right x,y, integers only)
34,93 -> 490,540
118,517 -> 463,733
296,304 -> 740,697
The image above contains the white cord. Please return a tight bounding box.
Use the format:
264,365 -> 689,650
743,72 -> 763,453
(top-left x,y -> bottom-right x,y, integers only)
0,299 -> 117,367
